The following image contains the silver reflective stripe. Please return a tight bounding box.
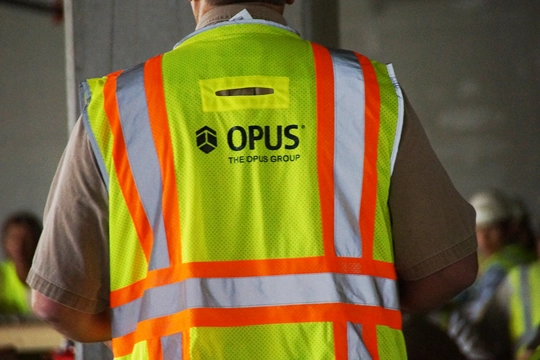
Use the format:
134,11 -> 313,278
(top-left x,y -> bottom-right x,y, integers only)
116,64 -> 170,271
515,266 -> 534,351
348,323 -> 372,360
79,81 -> 110,190
161,333 -> 182,359
112,272 -> 399,337
520,266 -> 533,336
386,64 -> 404,175
330,49 -> 365,258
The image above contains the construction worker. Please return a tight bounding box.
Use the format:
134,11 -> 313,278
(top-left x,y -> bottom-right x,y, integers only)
0,212 -> 41,315
468,190 -> 534,316
28,1 -> 478,358
447,189 -> 535,359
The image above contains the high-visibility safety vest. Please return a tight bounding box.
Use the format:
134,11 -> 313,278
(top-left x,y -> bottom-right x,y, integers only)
479,244 -> 535,277
508,262 -> 540,356
81,19 -> 406,360
0,261 -> 30,315
468,245 -> 535,322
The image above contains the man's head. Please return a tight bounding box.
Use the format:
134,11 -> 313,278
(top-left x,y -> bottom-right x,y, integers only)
469,190 -> 512,258
190,0 -> 295,23
2,212 -> 42,282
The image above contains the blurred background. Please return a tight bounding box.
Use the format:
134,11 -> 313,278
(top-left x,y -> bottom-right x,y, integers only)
0,0 -> 539,357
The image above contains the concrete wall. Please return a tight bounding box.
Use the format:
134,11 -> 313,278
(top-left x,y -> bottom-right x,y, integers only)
0,4 -> 66,259
341,0 -> 540,220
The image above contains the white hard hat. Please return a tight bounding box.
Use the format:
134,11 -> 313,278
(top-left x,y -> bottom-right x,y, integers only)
469,190 -> 511,227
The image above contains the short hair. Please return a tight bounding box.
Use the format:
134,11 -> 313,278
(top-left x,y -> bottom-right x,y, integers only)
206,0 -> 287,6
1,211 -> 42,248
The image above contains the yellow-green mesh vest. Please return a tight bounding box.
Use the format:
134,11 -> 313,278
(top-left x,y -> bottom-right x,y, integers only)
80,20 -> 406,360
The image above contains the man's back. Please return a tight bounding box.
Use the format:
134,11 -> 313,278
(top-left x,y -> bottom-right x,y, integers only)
81,18 -> 407,358
28,1 -> 478,359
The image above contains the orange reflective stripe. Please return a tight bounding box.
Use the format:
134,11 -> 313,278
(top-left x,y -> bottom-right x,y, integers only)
182,332 -> 190,360
356,53 -> 380,264
104,70 -> 154,264
334,258 -> 396,279
112,257 -> 322,307
333,322 -> 348,360
362,324 -> 379,360
112,303 -> 401,358
110,257 -> 396,307
147,337 -> 163,360
144,55 -> 182,267
312,42 -> 336,260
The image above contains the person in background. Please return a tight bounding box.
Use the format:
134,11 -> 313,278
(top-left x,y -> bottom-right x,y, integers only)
28,0 -> 478,358
448,189 -> 533,359
0,211 -> 42,315
467,189 -> 525,312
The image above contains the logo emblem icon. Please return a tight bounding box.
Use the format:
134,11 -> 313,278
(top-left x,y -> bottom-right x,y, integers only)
196,126 -> 217,154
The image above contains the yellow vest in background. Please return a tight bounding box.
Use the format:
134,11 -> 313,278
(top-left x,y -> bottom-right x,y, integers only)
81,20 -> 405,360
0,260 -> 30,315
508,262 -> 540,357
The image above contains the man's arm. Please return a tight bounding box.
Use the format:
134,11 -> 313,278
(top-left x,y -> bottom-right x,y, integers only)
27,119 -> 111,342
398,251 -> 478,313
32,290 -> 111,342
389,91 -> 478,312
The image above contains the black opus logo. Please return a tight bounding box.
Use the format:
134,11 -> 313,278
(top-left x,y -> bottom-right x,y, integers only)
196,124 -> 301,154
196,126 -> 217,154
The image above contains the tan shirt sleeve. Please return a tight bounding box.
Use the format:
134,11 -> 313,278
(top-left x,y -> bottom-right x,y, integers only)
27,118 -> 109,314
390,91 -> 477,281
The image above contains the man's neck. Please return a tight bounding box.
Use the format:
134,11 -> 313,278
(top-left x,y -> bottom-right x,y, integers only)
193,2 -> 286,27
195,3 -> 287,30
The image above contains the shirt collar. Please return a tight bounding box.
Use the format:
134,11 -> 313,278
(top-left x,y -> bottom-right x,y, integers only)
196,3 -> 288,30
